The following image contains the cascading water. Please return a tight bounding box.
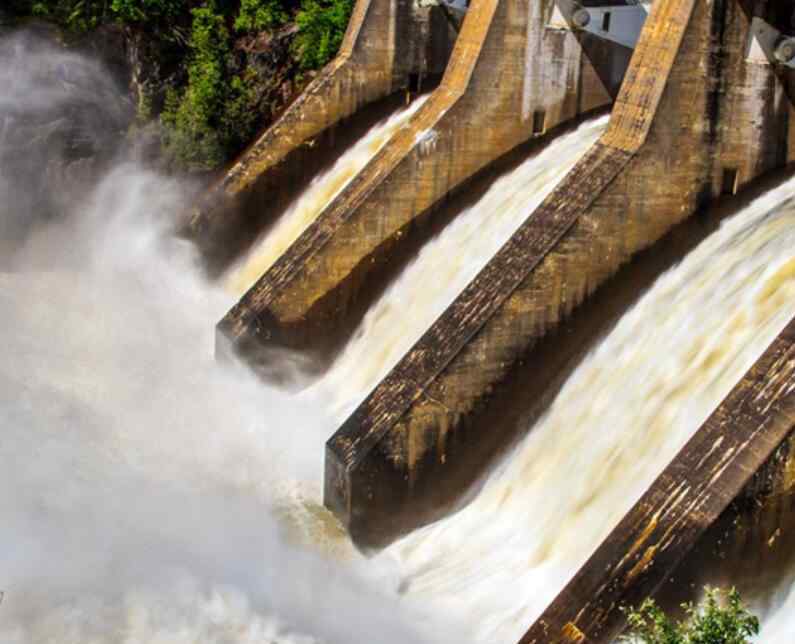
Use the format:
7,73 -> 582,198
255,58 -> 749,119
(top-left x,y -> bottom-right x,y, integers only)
369,181 -> 795,643
6,26 -> 795,644
0,33 -> 449,644
307,116 -> 608,420
225,96 -> 429,296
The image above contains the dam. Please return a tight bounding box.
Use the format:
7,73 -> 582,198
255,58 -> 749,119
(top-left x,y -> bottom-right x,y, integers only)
207,0 -> 795,639
5,0 -> 795,642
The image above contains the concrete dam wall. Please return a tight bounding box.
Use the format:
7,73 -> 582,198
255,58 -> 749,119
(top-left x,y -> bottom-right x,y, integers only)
523,312 -> 795,643
325,0 -> 795,549
217,0 -> 633,369
189,0 -> 795,640
189,0 -> 456,272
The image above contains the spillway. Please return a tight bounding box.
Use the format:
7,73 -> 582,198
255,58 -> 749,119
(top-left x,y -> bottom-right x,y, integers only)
8,6 -> 795,641
759,566 -> 795,642
225,96 -> 430,296
358,179 -> 795,644
308,116 -> 608,420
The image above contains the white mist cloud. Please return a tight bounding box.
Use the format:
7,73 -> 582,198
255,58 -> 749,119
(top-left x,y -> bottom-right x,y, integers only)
0,30 -> 452,644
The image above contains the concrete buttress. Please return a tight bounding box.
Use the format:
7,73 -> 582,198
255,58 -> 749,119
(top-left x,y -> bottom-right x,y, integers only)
189,0 -> 455,271
521,313 -> 795,644
324,0 -> 795,549
217,0 -> 632,367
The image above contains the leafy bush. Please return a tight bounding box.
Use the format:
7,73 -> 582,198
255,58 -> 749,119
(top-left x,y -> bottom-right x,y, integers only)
12,0 -> 181,31
26,0 -> 107,32
235,0 -> 289,32
10,0 -> 355,169
110,0 -> 182,23
622,588 -> 760,644
161,3 -> 258,170
293,0 -> 352,69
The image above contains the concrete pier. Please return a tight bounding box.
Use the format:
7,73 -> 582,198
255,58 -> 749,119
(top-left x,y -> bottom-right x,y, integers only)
654,426 -> 795,617
217,0 -> 635,366
521,314 -> 795,644
325,0 -> 795,548
189,0 -> 455,271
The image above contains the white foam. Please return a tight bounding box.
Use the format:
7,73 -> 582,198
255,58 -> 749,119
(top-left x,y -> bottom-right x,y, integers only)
371,180 -> 795,643
225,96 -> 429,295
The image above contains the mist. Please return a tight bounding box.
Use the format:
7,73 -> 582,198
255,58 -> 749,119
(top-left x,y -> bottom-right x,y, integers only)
0,29 -> 449,644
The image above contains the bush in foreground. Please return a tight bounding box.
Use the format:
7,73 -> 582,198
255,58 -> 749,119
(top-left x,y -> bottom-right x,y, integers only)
622,587 -> 759,644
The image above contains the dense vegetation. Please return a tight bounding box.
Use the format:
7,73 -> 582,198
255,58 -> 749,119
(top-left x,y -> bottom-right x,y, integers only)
6,0 -> 354,171
622,588 -> 760,644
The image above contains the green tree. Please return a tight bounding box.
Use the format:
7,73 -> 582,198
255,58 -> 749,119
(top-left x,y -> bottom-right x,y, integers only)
235,0 -> 289,32
27,0 -> 106,32
9,0 -> 356,170
622,588 -> 760,644
109,0 -> 181,23
11,0 -> 180,31
293,0 -> 352,69
161,2 -> 257,170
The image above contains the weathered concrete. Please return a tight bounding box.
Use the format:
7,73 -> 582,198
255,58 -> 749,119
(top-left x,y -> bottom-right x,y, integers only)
325,0 -> 795,549
521,314 -> 795,644
651,427 -> 795,618
217,0 -> 633,364
189,0 -> 455,271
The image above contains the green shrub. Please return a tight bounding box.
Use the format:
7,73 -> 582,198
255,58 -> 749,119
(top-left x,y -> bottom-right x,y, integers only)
26,0 -> 106,32
161,3 -> 259,170
12,0 -> 181,31
622,587 -> 760,644
235,0 -> 288,32
10,0 -> 356,170
110,0 -> 181,23
293,0 -> 352,69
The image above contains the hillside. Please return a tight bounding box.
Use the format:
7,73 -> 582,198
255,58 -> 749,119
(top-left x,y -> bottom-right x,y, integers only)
3,0 -> 353,173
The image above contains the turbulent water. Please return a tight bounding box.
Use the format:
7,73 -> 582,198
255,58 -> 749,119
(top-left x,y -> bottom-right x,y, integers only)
225,96 -> 429,296
5,27 -> 795,644
0,34 -> 449,644
308,116 -> 608,420
371,181 -> 795,643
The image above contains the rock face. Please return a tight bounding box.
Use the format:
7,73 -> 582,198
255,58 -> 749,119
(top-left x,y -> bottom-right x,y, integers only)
324,0 -> 795,549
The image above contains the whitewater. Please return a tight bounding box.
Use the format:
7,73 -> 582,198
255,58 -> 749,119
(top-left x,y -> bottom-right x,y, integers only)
4,27 -> 795,644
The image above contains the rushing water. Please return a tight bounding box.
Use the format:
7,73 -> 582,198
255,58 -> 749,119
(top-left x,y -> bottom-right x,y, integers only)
0,33 -> 449,644
370,181 -> 795,643
225,96 -> 429,296
308,116 -> 608,420
6,28 -> 795,644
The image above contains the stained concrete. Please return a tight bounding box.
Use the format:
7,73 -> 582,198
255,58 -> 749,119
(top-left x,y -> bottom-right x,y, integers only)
521,314 -> 795,644
651,430 -> 795,626
217,0 -> 633,365
325,0 -> 795,549
189,0 -> 455,271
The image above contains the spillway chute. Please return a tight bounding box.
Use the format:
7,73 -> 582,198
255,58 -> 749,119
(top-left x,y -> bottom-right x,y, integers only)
322,0 -> 795,553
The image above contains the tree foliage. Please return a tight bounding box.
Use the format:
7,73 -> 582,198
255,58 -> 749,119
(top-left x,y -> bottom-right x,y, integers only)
622,588 -> 760,644
11,0 -> 180,31
110,0 -> 182,23
293,0 -> 352,69
8,0 -> 354,169
26,0 -> 106,32
161,3 -> 257,170
235,0 -> 289,32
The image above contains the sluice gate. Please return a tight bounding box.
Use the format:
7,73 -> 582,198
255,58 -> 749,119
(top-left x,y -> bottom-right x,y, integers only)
324,0 -> 795,549
189,0 -> 455,271
216,0 -> 638,368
